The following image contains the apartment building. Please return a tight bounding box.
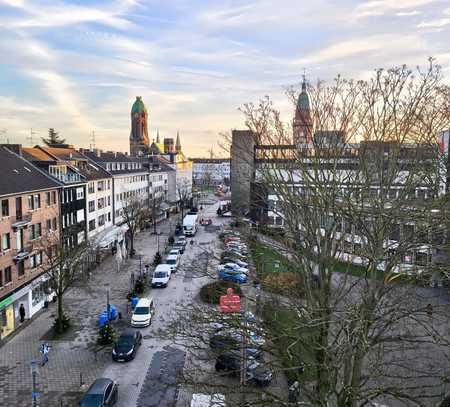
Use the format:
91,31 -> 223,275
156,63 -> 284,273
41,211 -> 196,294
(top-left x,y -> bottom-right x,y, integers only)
192,158 -> 230,187
22,147 -> 87,247
0,146 -> 60,340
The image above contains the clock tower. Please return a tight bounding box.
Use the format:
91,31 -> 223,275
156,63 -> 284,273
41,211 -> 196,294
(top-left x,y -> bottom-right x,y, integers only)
293,77 -> 313,145
130,96 -> 150,156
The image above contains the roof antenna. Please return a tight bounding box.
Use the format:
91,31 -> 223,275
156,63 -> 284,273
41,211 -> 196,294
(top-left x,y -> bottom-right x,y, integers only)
27,128 -> 38,146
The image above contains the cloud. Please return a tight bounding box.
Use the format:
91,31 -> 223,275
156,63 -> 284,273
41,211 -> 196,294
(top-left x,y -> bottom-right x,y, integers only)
396,10 -> 421,16
355,0 -> 437,18
418,17 -> 450,28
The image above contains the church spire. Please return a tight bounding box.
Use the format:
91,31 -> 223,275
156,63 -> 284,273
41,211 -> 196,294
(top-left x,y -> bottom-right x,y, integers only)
175,130 -> 181,153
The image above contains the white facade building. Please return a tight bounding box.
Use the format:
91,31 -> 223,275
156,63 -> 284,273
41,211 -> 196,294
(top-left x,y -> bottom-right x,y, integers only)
86,177 -> 113,239
192,159 -> 230,186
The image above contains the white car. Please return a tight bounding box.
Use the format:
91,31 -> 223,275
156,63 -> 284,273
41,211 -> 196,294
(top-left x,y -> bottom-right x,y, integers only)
169,248 -> 181,257
151,264 -> 171,288
165,254 -> 180,273
131,297 -> 155,327
218,263 -> 249,275
191,394 -> 225,407
221,259 -> 248,268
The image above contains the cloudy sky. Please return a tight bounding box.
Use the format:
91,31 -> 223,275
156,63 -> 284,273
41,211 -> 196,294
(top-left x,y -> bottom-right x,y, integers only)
0,0 -> 449,156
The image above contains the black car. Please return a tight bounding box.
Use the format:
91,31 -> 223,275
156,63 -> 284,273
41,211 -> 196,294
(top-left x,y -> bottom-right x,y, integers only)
79,378 -> 118,407
209,332 -> 262,359
215,352 -> 272,387
112,329 -> 142,362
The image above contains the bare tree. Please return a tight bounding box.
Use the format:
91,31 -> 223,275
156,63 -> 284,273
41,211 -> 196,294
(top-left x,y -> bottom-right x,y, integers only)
234,61 -> 450,406
178,179 -> 192,218
122,195 -> 147,257
36,231 -> 90,333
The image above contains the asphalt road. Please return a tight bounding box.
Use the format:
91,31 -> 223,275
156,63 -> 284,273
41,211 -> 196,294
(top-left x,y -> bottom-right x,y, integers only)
99,199 -> 225,407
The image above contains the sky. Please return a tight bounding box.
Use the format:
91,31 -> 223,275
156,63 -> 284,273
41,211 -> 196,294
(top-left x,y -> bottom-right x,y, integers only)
0,0 -> 449,157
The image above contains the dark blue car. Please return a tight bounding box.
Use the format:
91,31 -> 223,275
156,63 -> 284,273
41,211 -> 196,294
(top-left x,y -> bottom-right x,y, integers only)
218,270 -> 247,284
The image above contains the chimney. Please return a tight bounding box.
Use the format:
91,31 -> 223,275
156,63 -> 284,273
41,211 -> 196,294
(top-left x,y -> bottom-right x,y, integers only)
114,152 -> 117,158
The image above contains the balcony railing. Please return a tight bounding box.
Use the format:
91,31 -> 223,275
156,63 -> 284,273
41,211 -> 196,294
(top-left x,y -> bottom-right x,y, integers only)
12,245 -> 33,262
11,214 -> 32,229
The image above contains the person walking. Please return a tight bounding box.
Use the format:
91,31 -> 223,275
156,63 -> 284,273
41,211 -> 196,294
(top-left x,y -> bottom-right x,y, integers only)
40,343 -> 50,366
19,304 -> 26,323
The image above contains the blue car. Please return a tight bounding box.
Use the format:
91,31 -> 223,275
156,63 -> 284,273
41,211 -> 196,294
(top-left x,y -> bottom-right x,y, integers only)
218,270 -> 247,284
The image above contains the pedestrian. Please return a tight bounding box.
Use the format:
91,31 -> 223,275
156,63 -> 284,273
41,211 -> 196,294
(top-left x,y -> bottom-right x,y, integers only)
288,380 -> 300,402
426,303 -> 433,317
40,343 -> 50,366
19,303 -> 26,323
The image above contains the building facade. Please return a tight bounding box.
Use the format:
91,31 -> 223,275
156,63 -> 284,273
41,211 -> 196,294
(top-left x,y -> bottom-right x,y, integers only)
0,146 -> 60,340
192,158 -> 230,187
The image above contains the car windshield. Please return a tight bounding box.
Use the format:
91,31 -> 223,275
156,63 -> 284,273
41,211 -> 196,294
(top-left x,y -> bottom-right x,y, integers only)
80,394 -> 103,407
154,272 -> 168,278
117,336 -> 134,349
166,259 -> 176,264
134,306 -> 149,315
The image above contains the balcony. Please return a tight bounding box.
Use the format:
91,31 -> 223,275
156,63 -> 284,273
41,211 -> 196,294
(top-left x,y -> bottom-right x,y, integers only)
12,214 -> 32,229
12,245 -> 32,262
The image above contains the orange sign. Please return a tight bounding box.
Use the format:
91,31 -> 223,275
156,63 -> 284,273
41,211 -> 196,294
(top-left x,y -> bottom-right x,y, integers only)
219,288 -> 241,313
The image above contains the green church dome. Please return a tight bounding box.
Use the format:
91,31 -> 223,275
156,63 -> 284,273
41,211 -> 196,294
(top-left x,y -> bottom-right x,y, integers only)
297,82 -> 310,111
131,96 -> 147,114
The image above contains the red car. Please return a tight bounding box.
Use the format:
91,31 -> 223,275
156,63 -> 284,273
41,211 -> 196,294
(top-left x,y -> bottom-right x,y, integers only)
200,218 -> 212,226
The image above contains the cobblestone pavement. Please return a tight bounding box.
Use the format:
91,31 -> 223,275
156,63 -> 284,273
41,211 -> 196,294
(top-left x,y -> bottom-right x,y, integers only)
0,215 -> 180,407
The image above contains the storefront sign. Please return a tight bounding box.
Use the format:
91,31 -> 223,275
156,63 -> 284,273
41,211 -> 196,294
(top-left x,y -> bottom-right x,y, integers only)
0,296 -> 12,311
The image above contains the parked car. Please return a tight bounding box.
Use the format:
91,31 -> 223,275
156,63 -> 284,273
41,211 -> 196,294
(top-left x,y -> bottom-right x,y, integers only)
224,237 -> 241,244
227,248 -> 248,258
151,264 -> 171,288
220,258 -> 248,268
165,254 -> 180,273
178,235 -> 187,244
112,329 -> 142,362
169,248 -> 182,257
226,243 -> 248,253
131,298 -> 155,328
79,378 -> 118,407
215,352 -> 272,387
221,250 -> 247,261
218,269 -> 247,284
210,331 -> 263,359
217,263 -> 249,275
173,242 -> 185,254
191,393 -> 225,407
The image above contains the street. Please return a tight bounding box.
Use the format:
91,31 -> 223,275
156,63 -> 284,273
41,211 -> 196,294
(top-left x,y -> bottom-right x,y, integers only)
0,197 -> 226,407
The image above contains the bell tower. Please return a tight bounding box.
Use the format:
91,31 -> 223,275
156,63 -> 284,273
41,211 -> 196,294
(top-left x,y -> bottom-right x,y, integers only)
293,76 -> 313,145
130,96 -> 150,156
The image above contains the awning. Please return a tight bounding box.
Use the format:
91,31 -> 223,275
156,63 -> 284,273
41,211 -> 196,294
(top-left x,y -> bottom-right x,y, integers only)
94,225 -> 126,248
160,202 -> 170,211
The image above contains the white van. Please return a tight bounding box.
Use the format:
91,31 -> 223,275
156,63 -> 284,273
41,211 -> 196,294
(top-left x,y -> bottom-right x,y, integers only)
151,264 -> 171,288
191,394 -> 225,407
165,254 -> 180,273
131,298 -> 155,327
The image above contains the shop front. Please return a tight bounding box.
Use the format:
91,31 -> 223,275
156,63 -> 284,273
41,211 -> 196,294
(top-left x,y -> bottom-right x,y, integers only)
0,296 -> 14,340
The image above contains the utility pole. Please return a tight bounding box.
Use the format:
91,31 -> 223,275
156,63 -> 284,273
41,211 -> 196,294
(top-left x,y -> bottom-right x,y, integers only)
106,288 -> 110,320
90,131 -> 96,150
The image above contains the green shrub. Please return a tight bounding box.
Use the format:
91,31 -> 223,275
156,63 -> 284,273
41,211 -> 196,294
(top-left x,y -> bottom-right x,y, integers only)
152,252 -> 162,267
199,281 -> 242,304
134,279 -> 145,294
97,322 -> 115,345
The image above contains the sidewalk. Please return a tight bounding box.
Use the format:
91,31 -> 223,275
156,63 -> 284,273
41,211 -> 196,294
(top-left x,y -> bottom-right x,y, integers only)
0,216 -> 175,407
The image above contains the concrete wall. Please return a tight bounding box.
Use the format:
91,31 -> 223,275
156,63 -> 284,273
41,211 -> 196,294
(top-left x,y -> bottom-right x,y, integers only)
231,130 -> 255,216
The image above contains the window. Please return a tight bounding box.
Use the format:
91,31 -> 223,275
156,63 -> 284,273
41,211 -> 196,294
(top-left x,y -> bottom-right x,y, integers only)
52,218 -> 57,230
107,180 -> 111,189
29,255 -> 36,269
4,266 -> 12,284
108,212 -> 111,222
98,214 -> 105,226
107,196 -> 111,206
45,192 -> 51,206
28,195 -> 33,210
46,219 -> 51,230
36,252 -> 42,266
88,182 -> 95,194
88,219 -> 96,231
0,270 -> 2,287
88,201 -> 95,213
98,198 -> 105,209
29,223 -> 42,240
76,188 -> 84,200
34,194 -> 41,209
52,191 -> 57,204
1,199 -> 9,217
98,181 -> 105,191
1,233 -> 10,251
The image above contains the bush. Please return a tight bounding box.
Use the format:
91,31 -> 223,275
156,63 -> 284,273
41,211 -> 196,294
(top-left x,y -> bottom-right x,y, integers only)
261,272 -> 303,296
97,322 -> 115,345
134,279 -> 145,294
199,281 -> 242,304
53,314 -> 71,332
152,252 -> 162,267
126,289 -> 136,301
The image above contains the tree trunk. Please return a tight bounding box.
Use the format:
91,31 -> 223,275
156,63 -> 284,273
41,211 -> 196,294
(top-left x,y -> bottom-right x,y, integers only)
57,292 -> 64,333
129,233 -> 134,257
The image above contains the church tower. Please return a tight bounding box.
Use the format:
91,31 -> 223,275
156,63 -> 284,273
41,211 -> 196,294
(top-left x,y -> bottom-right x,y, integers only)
130,96 -> 150,156
293,76 -> 313,145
